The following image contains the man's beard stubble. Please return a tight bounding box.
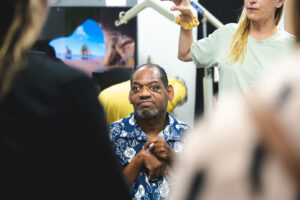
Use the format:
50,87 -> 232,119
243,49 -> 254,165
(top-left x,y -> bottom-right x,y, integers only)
135,107 -> 163,120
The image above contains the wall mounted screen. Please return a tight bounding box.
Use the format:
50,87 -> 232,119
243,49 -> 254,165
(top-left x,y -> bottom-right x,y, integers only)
36,6 -> 137,76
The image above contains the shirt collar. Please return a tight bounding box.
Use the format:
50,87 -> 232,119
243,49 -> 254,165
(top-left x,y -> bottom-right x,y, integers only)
121,112 -> 184,141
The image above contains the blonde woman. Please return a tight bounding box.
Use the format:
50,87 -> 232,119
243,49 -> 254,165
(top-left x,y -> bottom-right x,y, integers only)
0,0 -> 129,199
170,0 -> 300,199
165,0 -> 295,97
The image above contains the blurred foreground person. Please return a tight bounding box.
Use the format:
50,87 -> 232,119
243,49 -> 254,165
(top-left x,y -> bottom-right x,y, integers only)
170,0 -> 300,199
0,0 -> 130,199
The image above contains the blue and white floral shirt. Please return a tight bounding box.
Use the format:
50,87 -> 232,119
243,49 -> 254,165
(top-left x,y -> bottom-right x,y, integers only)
109,112 -> 188,200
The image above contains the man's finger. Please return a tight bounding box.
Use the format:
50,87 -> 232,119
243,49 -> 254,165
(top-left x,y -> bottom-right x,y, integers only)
149,143 -> 154,149
143,140 -> 152,149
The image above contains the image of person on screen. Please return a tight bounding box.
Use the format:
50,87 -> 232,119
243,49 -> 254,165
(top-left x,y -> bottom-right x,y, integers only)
96,8 -> 136,68
109,64 -> 189,199
163,0 -> 295,98
0,0 -> 130,199
102,30 -> 135,68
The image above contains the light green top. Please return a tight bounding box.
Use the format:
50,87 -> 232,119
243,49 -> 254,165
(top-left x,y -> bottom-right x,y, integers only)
191,23 -> 295,96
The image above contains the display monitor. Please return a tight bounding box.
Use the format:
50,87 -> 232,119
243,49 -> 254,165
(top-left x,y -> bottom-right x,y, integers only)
35,6 -> 137,76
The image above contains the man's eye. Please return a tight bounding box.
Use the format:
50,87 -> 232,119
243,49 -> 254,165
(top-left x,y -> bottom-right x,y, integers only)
132,86 -> 141,92
150,86 -> 159,91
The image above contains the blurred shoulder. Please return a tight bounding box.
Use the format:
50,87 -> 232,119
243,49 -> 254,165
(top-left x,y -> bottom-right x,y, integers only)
26,53 -> 91,84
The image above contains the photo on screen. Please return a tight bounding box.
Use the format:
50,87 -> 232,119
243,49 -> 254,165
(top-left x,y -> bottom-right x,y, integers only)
35,6 -> 137,76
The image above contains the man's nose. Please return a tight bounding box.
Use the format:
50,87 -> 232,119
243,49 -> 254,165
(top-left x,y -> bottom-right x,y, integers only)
140,86 -> 151,97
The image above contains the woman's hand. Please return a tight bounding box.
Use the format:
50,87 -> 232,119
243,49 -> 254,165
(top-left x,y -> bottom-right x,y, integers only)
161,0 -> 194,21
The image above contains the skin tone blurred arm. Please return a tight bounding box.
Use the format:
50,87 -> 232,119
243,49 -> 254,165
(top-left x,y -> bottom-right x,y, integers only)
123,149 -> 168,188
162,0 -> 194,61
284,0 -> 296,35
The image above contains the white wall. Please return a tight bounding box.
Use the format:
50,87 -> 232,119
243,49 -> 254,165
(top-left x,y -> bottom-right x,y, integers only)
137,0 -> 197,126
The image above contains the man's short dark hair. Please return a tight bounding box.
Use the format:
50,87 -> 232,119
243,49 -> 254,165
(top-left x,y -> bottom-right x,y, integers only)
130,64 -> 168,88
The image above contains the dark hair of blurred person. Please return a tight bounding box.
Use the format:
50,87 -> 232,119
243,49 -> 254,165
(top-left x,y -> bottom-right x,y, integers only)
0,0 -> 130,199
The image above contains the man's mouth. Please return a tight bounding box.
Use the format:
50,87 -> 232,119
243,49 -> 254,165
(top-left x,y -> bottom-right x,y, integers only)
138,101 -> 154,107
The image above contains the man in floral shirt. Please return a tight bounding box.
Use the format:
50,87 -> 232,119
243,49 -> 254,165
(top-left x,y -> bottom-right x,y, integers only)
110,64 -> 188,199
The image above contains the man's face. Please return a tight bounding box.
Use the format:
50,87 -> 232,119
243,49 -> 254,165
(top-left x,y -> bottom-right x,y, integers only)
129,66 -> 173,120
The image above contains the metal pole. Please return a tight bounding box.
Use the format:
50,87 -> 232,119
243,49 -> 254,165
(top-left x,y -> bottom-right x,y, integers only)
201,17 -> 214,114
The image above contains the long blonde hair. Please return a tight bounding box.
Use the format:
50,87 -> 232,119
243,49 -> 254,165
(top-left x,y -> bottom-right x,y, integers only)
226,4 -> 284,64
0,0 -> 48,101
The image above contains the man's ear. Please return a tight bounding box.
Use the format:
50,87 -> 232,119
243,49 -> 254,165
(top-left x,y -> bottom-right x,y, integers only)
129,91 -> 133,105
167,85 -> 174,101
